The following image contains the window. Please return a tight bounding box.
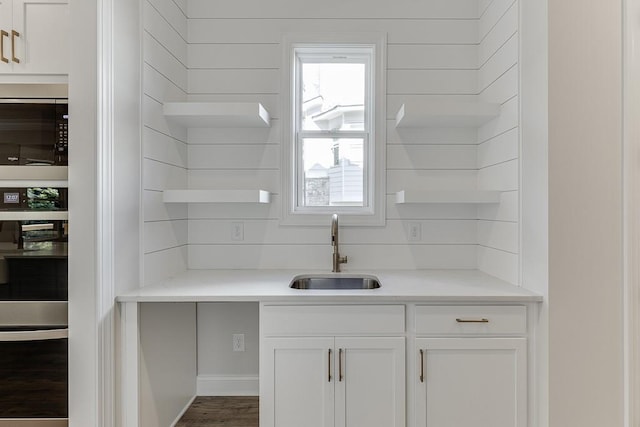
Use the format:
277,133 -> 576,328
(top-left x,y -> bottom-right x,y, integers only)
282,34 -> 386,226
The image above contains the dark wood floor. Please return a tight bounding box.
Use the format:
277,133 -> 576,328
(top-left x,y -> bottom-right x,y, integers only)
176,396 -> 259,427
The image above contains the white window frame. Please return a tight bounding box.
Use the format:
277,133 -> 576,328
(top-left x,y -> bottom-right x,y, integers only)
281,33 -> 387,226
295,48 -> 372,213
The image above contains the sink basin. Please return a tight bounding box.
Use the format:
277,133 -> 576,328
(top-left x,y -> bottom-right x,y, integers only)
289,275 -> 381,290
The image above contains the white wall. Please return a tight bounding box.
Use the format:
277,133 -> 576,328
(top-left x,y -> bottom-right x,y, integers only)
548,1 -> 624,426
139,303 -> 196,427
142,0 -> 189,286
197,302 -> 260,395
624,0 -> 640,421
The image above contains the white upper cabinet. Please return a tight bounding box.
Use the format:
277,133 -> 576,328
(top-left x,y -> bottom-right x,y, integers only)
0,0 -> 69,80
0,1 -> 13,66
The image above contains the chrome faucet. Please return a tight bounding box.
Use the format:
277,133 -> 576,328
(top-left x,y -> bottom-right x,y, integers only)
331,214 -> 348,272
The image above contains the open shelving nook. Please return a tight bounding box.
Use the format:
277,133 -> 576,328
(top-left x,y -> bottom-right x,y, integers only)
160,102 -> 273,205
393,99 -> 504,206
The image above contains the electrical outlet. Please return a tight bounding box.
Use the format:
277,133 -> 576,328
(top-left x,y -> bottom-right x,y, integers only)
233,334 -> 245,352
231,222 -> 244,241
408,222 -> 422,242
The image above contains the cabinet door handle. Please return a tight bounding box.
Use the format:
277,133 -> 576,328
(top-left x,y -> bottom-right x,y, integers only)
11,30 -> 19,63
1,30 -> 8,63
456,318 -> 489,323
328,349 -> 332,382
338,348 -> 343,382
419,349 -> 425,383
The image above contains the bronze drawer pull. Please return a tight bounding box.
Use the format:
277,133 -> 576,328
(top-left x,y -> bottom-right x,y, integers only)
339,348 -> 343,382
328,349 -> 332,382
419,349 -> 425,383
11,30 -> 19,63
1,30 -> 8,63
456,318 -> 489,323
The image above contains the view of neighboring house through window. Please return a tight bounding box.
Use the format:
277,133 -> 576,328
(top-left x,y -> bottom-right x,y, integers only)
294,47 -> 373,211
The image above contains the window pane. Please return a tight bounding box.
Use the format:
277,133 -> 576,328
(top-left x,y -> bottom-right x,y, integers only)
301,63 -> 365,131
301,138 -> 364,207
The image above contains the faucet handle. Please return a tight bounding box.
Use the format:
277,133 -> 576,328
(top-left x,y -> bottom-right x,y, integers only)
340,255 -> 348,265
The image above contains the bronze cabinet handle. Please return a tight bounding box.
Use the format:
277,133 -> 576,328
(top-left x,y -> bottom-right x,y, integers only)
11,30 -> 19,63
455,318 -> 489,323
419,349 -> 425,383
328,349 -> 332,382
338,348 -> 343,382
1,30 -> 8,63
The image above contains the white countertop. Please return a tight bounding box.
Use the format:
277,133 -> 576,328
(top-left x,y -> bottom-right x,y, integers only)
116,269 -> 542,303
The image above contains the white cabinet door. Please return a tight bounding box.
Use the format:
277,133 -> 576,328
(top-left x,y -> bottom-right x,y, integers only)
0,0 -> 14,72
335,337 -> 405,427
262,337 -> 335,427
262,336 -> 406,427
415,338 -> 527,427
11,0 -> 69,75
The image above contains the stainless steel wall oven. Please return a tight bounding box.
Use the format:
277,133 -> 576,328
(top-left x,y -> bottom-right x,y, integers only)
0,186 -> 68,426
0,302 -> 67,427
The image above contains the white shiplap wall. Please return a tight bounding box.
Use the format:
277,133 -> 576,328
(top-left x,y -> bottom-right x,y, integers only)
183,0 -> 501,273
142,0 -> 188,286
477,0 -> 520,283
142,0 -> 520,282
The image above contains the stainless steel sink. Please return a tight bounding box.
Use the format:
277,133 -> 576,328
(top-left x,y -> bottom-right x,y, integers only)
289,275 -> 381,290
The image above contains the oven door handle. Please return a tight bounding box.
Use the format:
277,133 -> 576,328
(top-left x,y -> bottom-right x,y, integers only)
0,328 -> 68,342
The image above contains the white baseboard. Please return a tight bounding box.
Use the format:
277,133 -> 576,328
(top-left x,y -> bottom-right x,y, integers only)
197,375 -> 259,396
170,395 -> 197,427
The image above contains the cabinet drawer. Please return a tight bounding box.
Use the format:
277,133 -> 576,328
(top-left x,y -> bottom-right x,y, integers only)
414,305 -> 526,336
261,305 -> 405,336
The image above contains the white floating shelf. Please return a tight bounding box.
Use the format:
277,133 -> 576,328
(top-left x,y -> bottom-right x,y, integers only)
395,190 -> 501,204
163,102 -> 271,128
0,166 -> 68,187
0,211 -> 68,221
163,190 -> 271,204
395,101 -> 500,128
